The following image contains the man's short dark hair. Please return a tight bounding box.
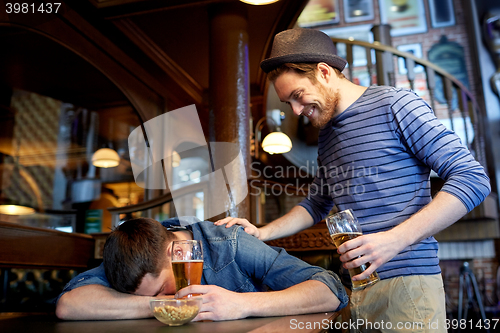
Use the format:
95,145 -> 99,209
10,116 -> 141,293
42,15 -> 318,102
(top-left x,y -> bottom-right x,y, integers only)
103,217 -> 174,293
268,62 -> 345,83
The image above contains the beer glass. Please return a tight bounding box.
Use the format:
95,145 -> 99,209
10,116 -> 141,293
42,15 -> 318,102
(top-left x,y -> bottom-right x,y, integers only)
171,240 -> 203,297
326,209 -> 380,290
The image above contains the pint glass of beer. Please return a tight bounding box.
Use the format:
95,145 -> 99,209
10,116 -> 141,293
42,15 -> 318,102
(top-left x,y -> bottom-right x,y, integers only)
326,209 -> 380,290
171,240 -> 203,296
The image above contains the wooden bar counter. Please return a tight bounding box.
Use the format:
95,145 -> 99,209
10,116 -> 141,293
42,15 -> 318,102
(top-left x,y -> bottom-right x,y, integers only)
0,311 -> 340,333
0,221 -> 95,269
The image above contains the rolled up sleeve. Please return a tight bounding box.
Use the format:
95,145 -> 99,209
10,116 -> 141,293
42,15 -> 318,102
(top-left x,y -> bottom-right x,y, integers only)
235,228 -> 348,311
309,270 -> 349,311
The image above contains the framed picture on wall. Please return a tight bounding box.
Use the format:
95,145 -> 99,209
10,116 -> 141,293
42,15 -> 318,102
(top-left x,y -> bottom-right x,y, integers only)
379,0 -> 427,36
297,0 -> 340,27
343,0 -> 374,23
397,43 -> 424,75
322,24 -> 374,67
428,0 -> 455,28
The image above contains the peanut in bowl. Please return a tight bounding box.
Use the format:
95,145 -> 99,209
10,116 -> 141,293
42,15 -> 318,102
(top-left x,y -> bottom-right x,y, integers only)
150,298 -> 202,326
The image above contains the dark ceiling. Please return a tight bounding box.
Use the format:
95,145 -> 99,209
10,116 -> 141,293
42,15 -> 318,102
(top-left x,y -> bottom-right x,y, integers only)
0,26 -> 127,108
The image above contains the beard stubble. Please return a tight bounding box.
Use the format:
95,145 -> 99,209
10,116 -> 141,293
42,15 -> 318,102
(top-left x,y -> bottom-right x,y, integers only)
310,83 -> 340,128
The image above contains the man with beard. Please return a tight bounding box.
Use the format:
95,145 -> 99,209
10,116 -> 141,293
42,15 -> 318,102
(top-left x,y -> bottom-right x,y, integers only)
216,28 -> 491,332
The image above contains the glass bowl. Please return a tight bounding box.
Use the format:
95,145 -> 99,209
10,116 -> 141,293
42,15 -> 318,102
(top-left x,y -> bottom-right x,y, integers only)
150,298 -> 202,326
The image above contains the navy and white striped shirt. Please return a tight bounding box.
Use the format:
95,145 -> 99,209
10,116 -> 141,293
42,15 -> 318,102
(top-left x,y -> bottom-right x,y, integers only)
299,85 -> 491,281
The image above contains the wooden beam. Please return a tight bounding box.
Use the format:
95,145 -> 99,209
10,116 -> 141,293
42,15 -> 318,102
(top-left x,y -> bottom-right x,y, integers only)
113,19 -> 204,105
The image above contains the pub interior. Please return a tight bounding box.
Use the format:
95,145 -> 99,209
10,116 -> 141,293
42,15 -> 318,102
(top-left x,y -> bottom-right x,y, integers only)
1,0 -> 500,331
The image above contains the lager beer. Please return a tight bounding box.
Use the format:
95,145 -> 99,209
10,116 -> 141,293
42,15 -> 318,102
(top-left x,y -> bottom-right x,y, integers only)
171,240 -> 203,297
326,209 -> 380,290
330,232 -> 380,290
172,260 -> 203,291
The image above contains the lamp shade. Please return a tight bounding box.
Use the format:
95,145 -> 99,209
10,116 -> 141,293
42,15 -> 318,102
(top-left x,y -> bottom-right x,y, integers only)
261,131 -> 292,154
172,150 -> 181,167
0,204 -> 35,215
240,0 -> 279,5
92,148 -> 120,168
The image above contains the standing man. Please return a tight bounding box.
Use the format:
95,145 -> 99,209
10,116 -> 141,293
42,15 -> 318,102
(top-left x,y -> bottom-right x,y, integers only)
216,28 -> 491,331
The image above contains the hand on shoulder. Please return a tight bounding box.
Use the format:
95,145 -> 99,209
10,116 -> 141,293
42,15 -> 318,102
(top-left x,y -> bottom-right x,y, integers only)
214,217 -> 261,239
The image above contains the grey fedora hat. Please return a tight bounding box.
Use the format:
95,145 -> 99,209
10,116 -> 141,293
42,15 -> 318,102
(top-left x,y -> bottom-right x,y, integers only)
260,28 -> 347,73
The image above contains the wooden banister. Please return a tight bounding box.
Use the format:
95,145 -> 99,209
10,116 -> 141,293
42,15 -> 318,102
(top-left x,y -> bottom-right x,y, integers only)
330,37 -> 492,182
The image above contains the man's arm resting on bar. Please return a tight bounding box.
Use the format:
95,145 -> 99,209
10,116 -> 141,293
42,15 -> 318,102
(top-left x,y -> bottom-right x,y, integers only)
176,280 -> 340,321
56,284 -> 153,320
56,280 -> 339,321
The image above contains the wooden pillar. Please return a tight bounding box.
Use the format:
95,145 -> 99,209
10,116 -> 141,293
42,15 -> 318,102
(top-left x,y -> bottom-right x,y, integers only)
209,4 -> 251,219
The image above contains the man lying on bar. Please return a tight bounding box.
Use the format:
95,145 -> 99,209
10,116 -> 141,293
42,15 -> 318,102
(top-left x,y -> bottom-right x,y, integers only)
56,217 -> 348,321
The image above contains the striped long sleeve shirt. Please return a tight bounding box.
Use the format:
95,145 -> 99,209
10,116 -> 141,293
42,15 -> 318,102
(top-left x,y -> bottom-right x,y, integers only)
299,85 -> 491,281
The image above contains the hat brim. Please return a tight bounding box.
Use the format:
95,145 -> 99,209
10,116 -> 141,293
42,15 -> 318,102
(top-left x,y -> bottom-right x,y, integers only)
260,53 -> 347,73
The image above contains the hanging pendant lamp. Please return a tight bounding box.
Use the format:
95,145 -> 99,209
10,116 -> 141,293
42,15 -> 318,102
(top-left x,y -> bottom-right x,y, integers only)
92,148 -> 120,168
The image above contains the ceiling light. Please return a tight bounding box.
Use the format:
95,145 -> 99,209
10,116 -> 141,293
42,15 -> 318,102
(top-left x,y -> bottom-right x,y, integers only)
92,148 -> 120,168
261,131 -> 292,154
240,0 -> 279,5
0,150 -> 39,216
253,115 -> 293,157
0,204 -> 35,215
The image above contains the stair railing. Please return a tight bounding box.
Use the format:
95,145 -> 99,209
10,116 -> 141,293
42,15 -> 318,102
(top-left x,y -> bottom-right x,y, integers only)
331,37 -> 489,175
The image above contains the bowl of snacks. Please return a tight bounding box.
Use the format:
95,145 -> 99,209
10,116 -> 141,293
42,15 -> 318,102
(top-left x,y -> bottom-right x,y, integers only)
150,298 -> 202,326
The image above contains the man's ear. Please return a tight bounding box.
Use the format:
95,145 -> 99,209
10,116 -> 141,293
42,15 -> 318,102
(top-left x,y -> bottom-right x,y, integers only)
165,242 -> 173,258
317,62 -> 332,83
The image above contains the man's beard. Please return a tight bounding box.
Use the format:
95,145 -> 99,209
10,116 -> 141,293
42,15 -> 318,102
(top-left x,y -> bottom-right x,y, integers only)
309,83 -> 339,128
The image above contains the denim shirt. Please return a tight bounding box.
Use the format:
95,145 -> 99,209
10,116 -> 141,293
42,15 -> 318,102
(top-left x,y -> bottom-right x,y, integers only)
58,218 -> 348,311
